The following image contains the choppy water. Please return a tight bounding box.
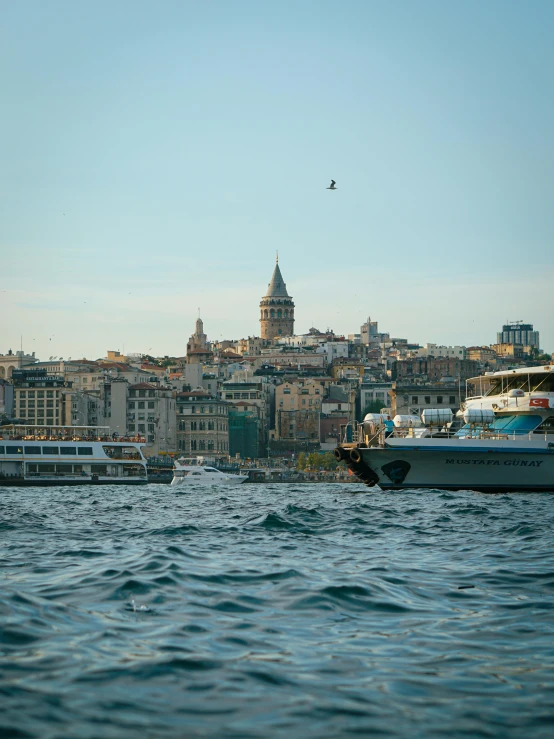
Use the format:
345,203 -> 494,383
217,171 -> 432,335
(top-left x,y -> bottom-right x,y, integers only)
2,483 -> 554,738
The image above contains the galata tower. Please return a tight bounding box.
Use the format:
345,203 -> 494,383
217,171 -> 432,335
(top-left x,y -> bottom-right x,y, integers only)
259,257 -> 295,340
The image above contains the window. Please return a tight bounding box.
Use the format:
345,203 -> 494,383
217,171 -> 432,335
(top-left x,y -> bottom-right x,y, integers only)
6,446 -> 23,454
208,440 -> 214,450
37,391 -> 44,398
148,401 -> 155,409
24,446 -> 41,455
209,406 -> 214,413
425,396 -> 431,404
449,396 -> 456,404
412,396 -> 419,404
199,440 -> 205,450
20,391 -> 26,398
200,407 -> 205,413
148,424 -> 154,432
128,424 -> 136,432
91,465 -> 108,475
28,391 -> 35,398
191,421 -> 197,430
138,401 -> 145,409
208,420 -> 214,430
42,447 -> 59,455
139,390 -> 146,398
437,396 -> 443,404
191,440 -> 197,450
78,447 -> 93,455
47,400 -> 54,408
47,391 -> 53,398
138,424 -> 145,432
61,448 -> 77,456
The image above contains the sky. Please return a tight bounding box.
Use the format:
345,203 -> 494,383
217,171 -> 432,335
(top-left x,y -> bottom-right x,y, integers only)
1,0 -> 553,360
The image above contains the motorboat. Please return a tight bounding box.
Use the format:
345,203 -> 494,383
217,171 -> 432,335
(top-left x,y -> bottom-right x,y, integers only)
171,458 -> 249,486
335,365 -> 554,493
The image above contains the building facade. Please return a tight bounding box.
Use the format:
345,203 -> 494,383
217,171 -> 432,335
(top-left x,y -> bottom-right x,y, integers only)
497,322 -> 540,350
11,369 -> 68,427
176,391 -> 229,457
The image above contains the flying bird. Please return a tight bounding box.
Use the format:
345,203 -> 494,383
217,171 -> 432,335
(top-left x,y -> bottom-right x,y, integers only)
327,180 -> 337,190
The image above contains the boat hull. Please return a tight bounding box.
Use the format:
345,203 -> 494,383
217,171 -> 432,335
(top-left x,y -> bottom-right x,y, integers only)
0,477 -> 148,486
170,476 -> 248,487
346,447 -> 554,492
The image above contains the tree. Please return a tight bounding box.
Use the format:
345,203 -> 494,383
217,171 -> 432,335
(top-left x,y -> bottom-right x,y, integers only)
296,452 -> 307,471
362,400 -> 386,417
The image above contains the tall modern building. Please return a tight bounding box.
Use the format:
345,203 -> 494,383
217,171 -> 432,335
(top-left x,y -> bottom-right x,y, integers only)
497,322 -> 540,350
259,258 -> 295,340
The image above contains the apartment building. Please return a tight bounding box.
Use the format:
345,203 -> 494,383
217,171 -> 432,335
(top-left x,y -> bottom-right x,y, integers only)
176,391 -> 229,457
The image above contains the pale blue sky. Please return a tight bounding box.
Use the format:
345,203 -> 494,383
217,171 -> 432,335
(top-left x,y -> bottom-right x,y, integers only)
1,0 -> 553,359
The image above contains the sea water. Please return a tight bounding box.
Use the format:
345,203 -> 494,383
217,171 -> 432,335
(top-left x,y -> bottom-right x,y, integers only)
1,483 -> 554,738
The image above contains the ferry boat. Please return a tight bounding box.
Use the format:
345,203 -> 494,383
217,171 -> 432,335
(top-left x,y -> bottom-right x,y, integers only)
0,425 -> 148,486
171,457 -> 249,486
335,365 -> 554,493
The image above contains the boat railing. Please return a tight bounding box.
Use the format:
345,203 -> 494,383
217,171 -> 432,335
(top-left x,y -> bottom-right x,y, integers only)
0,434 -> 146,443
340,422 -> 550,446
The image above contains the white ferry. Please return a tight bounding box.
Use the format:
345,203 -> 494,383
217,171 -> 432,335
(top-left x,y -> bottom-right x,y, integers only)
335,365 -> 554,493
0,425 -> 148,486
171,457 -> 249,487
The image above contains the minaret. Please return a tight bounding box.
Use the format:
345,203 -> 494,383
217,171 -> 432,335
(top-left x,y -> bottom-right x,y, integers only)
259,255 -> 295,340
185,314 -> 212,389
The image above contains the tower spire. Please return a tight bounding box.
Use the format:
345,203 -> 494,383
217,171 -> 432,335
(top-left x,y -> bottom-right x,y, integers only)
259,258 -> 295,341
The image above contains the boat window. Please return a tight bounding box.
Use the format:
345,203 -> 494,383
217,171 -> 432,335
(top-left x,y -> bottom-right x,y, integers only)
205,468 -> 219,473
91,464 -> 108,475
485,373 -> 554,396
43,447 -> 59,455
6,446 -> 23,454
60,447 -> 77,455
536,417 -> 554,434
0,446 -> 4,454
78,447 -> 93,455
24,446 -> 42,455
491,415 -> 542,434
529,374 -> 554,393
191,471 -> 201,476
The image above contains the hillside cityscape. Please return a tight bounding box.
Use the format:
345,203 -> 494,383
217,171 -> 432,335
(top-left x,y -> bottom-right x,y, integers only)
1,260 -> 550,464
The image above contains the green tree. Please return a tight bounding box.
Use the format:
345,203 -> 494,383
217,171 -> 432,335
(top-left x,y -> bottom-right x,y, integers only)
296,452 -> 306,471
362,400 -> 386,417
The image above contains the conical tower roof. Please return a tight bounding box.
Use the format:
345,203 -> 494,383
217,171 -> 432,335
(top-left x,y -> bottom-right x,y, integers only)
265,263 -> 290,298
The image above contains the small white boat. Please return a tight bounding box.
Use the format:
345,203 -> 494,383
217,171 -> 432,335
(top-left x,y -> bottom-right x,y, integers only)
170,458 -> 249,486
